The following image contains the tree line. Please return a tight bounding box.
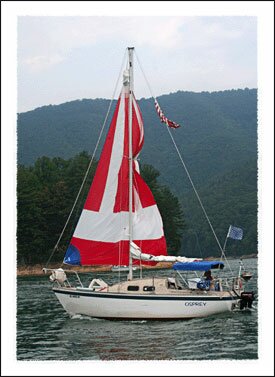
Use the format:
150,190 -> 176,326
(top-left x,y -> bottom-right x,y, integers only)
17,152 -> 185,265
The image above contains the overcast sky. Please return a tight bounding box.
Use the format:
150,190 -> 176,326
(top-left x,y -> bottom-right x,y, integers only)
17,16 -> 257,113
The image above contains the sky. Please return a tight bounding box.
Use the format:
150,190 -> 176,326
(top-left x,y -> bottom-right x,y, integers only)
17,16 -> 257,112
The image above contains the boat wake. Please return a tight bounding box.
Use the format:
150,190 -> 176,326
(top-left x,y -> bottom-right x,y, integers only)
70,314 -> 102,321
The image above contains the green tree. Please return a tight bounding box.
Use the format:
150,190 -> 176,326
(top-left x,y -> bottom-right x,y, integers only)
17,165 -> 45,264
17,158 -> 186,265
141,164 -> 185,255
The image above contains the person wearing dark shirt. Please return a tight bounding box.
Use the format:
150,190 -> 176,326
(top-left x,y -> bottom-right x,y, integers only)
204,270 -> 213,281
203,270 -> 214,290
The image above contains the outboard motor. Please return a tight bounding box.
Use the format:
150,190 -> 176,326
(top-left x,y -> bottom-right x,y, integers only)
239,291 -> 255,310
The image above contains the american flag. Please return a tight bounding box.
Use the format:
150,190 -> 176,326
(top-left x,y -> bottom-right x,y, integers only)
154,99 -> 180,129
227,225 -> 243,240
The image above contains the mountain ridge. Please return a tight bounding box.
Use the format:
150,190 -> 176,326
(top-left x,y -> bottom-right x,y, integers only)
18,88 -> 257,192
17,88 -> 258,256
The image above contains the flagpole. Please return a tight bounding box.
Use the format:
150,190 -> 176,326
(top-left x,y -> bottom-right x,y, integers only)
220,236 -> 228,262
220,225 -> 232,260
128,47 -> 134,281
219,226 -> 233,274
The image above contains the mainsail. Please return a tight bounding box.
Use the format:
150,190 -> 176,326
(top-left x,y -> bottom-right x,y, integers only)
130,242 -> 200,263
64,70 -> 167,265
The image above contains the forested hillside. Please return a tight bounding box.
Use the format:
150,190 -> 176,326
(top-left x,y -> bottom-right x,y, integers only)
18,89 -> 257,193
17,155 -> 184,265
17,89 -> 258,263
181,159 -> 257,257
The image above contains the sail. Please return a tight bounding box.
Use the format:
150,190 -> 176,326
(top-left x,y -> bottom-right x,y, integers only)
64,70 -> 167,265
130,242 -> 201,263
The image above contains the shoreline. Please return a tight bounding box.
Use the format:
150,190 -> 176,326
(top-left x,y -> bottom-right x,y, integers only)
17,262 -> 174,277
17,254 -> 257,277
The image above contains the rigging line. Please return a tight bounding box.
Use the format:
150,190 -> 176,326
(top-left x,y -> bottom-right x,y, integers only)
193,230 -> 203,259
135,49 -> 234,275
134,50 -> 155,100
166,126 -> 233,275
45,49 -> 127,268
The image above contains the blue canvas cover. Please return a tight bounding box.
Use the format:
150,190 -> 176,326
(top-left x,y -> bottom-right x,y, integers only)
173,260 -> 224,271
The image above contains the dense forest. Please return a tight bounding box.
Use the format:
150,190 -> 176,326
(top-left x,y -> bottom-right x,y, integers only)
17,89 -> 258,264
181,159 -> 257,258
17,154 -> 184,265
18,89 -> 257,193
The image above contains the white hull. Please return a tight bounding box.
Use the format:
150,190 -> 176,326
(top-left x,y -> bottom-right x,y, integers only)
53,288 -> 239,320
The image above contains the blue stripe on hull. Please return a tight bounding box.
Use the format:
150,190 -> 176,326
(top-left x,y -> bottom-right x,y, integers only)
53,288 -> 238,301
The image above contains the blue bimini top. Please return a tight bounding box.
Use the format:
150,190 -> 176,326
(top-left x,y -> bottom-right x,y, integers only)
172,261 -> 224,271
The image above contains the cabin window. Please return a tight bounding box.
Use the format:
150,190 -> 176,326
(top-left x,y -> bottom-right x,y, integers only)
143,286 -> 155,292
127,285 -> 139,291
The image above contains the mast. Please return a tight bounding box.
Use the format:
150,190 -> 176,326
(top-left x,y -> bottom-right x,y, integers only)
128,47 -> 134,280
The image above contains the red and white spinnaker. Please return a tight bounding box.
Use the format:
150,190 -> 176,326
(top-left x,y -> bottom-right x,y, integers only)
64,71 -> 167,266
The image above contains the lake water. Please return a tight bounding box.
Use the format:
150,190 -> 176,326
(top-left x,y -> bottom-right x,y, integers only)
17,258 -> 258,361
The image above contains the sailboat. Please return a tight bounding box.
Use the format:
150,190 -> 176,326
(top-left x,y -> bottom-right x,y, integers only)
43,47 -> 254,319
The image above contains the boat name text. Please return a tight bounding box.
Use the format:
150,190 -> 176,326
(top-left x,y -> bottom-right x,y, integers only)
69,294 -> 80,298
185,302 -> 206,306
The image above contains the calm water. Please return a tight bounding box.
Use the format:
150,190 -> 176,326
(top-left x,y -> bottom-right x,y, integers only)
17,258 -> 258,360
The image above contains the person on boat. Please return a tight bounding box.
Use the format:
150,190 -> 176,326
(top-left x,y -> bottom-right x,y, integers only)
203,270 -> 214,290
203,270 -> 213,281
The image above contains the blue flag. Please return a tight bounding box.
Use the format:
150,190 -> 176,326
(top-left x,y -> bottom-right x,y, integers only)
227,225 -> 243,240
